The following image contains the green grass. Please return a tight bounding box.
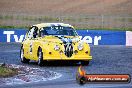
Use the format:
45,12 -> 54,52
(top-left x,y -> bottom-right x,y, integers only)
118,17 -> 132,22
0,15 -> 132,31
0,15 -> 62,22
0,66 -> 18,78
0,15 -> 95,22
75,27 -> 132,31
0,25 -> 132,31
0,25 -> 28,29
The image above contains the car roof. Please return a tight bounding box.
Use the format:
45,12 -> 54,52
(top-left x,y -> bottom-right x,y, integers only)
33,23 -> 74,29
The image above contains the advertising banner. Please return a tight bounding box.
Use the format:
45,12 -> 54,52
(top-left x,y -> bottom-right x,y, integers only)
0,29 -> 129,45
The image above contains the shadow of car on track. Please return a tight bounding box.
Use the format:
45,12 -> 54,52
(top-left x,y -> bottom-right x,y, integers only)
21,60 -> 92,67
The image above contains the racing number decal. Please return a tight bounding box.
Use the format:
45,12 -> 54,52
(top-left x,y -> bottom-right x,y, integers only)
29,42 -> 33,54
65,43 -> 72,52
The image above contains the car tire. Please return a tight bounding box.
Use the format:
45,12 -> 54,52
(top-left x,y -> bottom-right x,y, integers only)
81,61 -> 89,66
79,76 -> 87,85
20,46 -> 30,63
38,48 -> 44,66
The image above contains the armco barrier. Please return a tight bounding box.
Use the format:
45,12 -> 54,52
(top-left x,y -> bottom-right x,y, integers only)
0,28 -> 131,46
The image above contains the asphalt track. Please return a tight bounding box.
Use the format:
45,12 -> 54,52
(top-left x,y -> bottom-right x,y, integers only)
0,43 -> 132,88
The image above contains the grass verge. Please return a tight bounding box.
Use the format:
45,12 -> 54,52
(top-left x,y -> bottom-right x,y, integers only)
0,25 -> 132,31
0,25 -> 28,29
0,66 -> 18,78
75,27 -> 132,31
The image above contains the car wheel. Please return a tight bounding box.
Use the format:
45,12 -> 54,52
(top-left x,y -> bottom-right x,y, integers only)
38,48 -> 44,66
79,76 -> 87,85
20,46 -> 30,63
81,61 -> 89,66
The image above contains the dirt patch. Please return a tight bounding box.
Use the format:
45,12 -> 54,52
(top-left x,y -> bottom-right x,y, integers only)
0,0 -> 131,16
0,0 -> 132,29
0,63 -> 62,85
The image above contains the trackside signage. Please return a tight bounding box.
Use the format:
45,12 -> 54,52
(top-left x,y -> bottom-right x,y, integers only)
77,30 -> 126,45
0,29 -> 126,45
0,29 -> 27,43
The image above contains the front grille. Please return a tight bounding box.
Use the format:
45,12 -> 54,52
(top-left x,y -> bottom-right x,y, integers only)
64,43 -> 73,57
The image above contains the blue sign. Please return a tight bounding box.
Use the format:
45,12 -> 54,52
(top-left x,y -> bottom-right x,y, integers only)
0,28 -> 126,45
0,29 -> 27,42
77,30 -> 126,45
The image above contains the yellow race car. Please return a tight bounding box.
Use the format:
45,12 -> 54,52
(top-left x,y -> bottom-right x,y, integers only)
20,23 -> 92,66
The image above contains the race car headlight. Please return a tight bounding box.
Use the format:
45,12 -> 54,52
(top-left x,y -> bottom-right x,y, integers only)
78,44 -> 83,51
54,45 -> 60,51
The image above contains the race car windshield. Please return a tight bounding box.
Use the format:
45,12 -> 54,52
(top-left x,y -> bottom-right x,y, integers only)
40,26 -> 78,36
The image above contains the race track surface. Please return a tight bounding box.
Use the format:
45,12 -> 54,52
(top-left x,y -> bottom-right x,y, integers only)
0,43 -> 132,88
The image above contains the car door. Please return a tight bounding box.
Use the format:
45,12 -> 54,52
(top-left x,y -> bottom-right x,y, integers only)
31,26 -> 39,60
24,26 -> 36,59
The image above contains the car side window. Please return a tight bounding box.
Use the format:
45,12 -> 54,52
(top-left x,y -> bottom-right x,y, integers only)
39,28 -> 45,37
27,26 -> 38,39
33,27 -> 38,38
